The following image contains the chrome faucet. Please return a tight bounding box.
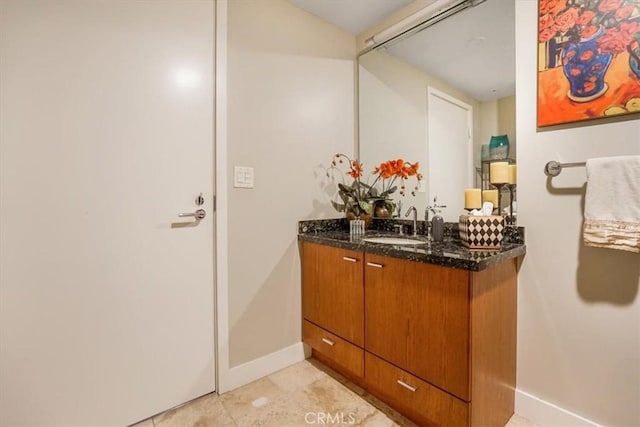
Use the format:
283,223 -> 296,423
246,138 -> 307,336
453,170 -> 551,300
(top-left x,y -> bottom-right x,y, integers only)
405,206 -> 418,236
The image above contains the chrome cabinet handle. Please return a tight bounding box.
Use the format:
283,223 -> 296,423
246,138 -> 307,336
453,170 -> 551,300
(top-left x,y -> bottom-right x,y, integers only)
367,262 -> 383,268
343,257 -> 357,263
396,379 -> 417,392
178,209 -> 206,220
321,338 -> 335,346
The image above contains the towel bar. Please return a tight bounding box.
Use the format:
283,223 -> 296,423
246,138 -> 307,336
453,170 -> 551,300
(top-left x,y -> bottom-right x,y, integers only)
544,160 -> 586,177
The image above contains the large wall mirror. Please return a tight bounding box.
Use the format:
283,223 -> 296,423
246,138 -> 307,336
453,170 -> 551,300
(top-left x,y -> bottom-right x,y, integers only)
358,0 -> 515,222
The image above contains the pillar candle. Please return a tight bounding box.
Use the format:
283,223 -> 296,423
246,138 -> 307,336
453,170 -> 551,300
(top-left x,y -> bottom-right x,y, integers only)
464,188 -> 482,209
490,161 -> 509,184
507,164 -> 517,184
482,189 -> 498,208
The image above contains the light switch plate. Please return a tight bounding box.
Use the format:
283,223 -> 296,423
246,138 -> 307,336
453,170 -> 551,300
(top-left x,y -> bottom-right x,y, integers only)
234,166 -> 254,188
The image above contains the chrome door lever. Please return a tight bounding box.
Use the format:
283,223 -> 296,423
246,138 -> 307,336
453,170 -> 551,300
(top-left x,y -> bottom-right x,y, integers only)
178,209 -> 206,220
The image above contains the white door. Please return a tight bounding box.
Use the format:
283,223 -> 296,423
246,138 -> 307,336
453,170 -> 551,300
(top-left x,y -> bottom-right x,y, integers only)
0,1 -> 215,425
427,87 -> 473,221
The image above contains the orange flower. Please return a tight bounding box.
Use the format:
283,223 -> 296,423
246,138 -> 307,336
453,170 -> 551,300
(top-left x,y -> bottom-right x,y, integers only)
580,49 -> 594,61
539,0 -> 567,17
598,22 -> 640,54
576,10 -> 595,25
539,13 -> 555,30
598,0 -> 625,13
580,24 -> 598,40
348,161 -> 363,179
615,4 -> 635,20
584,80 -> 596,92
539,27 -> 556,42
552,7 -> 579,33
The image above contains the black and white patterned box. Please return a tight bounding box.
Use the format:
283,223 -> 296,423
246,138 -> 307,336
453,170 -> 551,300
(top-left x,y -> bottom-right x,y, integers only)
459,214 -> 505,249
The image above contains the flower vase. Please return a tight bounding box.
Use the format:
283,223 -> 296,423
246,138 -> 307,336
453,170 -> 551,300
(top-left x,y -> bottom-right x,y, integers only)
373,200 -> 393,218
562,29 -> 612,102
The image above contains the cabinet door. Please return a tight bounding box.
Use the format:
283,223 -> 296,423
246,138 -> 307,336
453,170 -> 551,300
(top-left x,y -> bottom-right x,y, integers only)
302,242 -> 364,347
365,254 -> 470,401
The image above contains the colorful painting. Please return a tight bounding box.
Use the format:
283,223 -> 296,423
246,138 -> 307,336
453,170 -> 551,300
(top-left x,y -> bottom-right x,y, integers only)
537,0 -> 640,127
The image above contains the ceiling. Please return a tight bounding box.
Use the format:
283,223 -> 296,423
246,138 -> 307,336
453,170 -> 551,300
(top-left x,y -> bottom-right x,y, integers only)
290,0 -> 414,35
289,0 -> 515,102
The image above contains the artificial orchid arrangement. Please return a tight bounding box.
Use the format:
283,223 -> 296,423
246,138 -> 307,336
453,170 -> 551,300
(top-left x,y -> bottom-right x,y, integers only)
328,153 -> 422,217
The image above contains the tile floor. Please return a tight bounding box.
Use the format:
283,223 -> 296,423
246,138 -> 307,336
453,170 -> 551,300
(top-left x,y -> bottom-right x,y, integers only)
133,359 -> 538,427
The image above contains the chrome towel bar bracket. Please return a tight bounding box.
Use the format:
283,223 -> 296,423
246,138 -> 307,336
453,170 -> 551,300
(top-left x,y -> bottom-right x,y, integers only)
544,160 -> 586,177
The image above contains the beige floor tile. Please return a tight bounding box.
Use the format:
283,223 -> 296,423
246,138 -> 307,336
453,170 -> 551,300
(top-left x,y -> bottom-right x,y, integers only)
153,393 -> 235,427
268,359 -> 328,392
234,376 -> 377,427
220,376 -> 285,420
356,410 -> 397,427
140,358 -> 537,427
506,414 -> 538,427
358,392 -> 417,427
307,359 -> 368,397
304,376 -> 377,418
130,419 -> 155,427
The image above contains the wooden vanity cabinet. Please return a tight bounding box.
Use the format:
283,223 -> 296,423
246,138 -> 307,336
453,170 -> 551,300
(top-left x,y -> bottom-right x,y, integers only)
300,240 -> 518,426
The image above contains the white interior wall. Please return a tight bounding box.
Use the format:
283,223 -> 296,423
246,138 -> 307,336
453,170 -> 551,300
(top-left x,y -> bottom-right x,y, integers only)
515,1 -> 640,426
477,100 -> 499,167
475,97 -> 517,169
226,0 -> 355,368
498,95 -> 516,160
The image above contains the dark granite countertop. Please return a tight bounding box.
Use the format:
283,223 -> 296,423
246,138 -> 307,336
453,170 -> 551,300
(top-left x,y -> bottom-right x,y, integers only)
298,219 -> 526,272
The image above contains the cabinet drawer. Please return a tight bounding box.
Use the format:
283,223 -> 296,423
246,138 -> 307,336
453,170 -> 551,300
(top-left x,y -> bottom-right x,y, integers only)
304,320 -> 363,378
365,352 -> 469,427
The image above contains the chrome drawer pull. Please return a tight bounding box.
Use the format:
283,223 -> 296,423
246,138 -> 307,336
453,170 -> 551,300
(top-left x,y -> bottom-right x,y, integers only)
396,379 -> 417,392
342,257 -> 357,263
321,338 -> 335,346
367,262 -> 384,268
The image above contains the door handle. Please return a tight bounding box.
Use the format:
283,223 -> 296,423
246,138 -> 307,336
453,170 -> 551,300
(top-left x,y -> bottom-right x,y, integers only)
178,209 -> 206,220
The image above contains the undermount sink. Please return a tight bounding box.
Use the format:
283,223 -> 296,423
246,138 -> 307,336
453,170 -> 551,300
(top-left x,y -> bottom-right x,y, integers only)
362,237 -> 428,245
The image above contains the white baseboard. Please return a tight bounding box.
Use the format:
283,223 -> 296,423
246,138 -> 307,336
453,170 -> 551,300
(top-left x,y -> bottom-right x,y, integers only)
515,389 -> 602,427
220,342 -> 306,393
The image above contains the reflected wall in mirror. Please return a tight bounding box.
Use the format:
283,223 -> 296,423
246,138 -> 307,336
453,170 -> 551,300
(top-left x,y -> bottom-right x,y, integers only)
358,0 -> 516,222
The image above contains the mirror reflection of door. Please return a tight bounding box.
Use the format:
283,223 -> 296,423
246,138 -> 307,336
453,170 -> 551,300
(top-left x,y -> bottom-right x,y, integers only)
427,87 -> 472,218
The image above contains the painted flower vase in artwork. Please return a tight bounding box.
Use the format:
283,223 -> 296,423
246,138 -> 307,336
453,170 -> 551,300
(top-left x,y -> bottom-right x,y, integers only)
562,30 -> 612,102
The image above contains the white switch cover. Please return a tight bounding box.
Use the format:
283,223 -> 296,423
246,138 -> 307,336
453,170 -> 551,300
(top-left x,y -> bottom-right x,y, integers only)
418,179 -> 427,193
234,166 -> 254,188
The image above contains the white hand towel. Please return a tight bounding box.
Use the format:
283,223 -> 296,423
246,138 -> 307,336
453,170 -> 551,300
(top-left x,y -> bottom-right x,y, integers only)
583,155 -> 640,253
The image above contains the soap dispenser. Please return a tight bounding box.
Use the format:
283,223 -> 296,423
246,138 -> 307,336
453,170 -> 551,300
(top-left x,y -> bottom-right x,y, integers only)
430,197 -> 446,242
